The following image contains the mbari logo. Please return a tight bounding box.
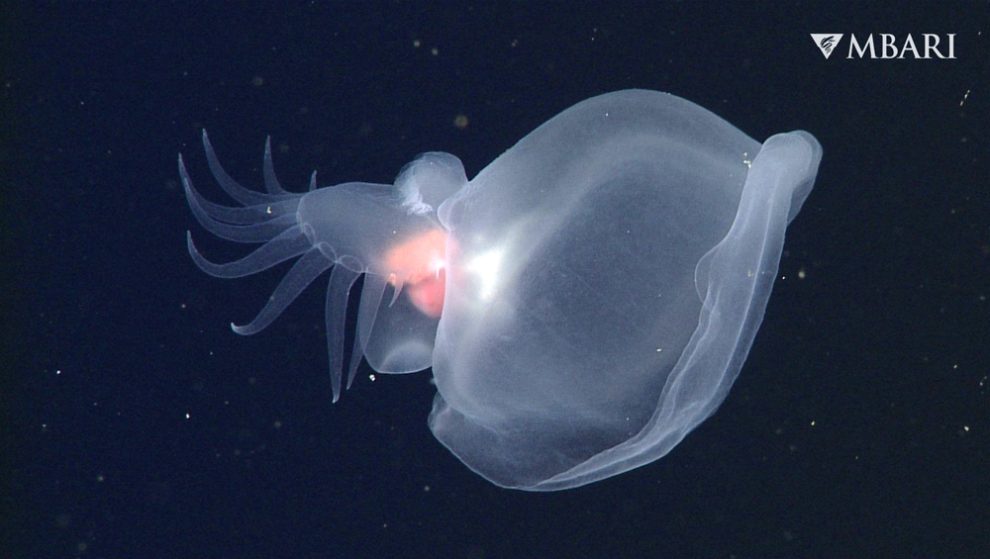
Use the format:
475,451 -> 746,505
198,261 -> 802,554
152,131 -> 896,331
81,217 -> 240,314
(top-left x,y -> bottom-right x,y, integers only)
811,33 -> 957,60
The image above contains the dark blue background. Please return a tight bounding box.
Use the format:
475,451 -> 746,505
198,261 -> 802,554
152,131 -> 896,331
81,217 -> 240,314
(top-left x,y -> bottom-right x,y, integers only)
4,2 -> 988,558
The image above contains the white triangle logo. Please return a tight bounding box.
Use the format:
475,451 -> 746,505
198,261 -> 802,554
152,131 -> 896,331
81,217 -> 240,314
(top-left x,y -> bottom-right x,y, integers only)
810,34 -> 843,59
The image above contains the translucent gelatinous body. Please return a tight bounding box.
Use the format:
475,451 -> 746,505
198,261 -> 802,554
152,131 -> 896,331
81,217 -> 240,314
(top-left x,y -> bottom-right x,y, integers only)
183,90 -> 822,490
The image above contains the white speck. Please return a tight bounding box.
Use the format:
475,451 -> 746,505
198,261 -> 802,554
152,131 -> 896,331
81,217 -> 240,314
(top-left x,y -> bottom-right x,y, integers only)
185,412 -> 191,419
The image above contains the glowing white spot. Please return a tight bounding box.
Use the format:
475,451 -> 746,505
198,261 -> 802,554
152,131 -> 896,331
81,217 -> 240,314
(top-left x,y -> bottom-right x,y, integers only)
429,257 -> 446,278
467,248 -> 504,300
